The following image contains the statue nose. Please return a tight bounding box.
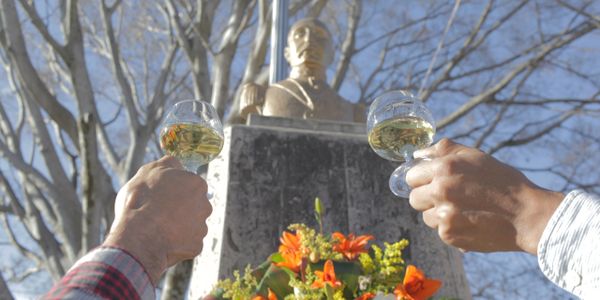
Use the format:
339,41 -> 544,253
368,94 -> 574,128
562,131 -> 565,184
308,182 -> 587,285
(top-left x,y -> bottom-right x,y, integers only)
303,30 -> 314,42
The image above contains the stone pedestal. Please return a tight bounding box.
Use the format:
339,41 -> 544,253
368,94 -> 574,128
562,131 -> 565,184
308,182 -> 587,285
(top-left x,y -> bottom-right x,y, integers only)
189,116 -> 470,299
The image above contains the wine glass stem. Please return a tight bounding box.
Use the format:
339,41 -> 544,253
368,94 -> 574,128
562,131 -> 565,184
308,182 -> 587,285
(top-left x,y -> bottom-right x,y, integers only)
181,161 -> 201,174
403,144 -> 416,164
403,151 -> 414,164
182,161 -> 213,199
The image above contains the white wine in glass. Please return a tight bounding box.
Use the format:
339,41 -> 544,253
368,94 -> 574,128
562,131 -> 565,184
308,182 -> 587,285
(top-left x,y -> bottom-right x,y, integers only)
367,90 -> 436,198
368,116 -> 435,162
160,123 -> 224,169
159,100 -> 224,174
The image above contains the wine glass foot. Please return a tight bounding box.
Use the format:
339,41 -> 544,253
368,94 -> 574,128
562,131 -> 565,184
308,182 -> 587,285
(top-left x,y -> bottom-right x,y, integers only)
389,157 -> 431,198
389,167 -> 411,198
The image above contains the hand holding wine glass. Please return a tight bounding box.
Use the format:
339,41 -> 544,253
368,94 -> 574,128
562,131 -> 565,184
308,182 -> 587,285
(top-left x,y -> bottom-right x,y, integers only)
367,90 -> 436,197
159,99 -> 224,175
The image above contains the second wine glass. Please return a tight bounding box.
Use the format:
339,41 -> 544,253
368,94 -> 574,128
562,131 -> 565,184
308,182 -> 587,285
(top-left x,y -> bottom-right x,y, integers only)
367,90 -> 436,198
159,99 -> 224,174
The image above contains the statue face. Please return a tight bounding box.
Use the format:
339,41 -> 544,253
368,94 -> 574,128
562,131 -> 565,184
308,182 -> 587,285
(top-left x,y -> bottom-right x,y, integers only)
285,20 -> 333,68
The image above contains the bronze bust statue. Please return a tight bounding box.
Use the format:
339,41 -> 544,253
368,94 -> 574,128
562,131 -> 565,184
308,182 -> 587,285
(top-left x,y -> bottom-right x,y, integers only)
240,18 -> 364,123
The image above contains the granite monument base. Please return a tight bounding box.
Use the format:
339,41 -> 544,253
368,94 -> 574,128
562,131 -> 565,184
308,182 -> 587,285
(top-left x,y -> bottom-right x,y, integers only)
188,116 -> 470,299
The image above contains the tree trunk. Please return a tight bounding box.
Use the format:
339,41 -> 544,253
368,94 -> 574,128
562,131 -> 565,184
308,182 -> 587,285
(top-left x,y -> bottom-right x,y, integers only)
0,271 -> 14,300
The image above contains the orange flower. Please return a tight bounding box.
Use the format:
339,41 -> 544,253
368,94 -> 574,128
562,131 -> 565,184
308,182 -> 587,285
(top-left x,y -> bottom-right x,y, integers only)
274,231 -> 303,273
274,249 -> 303,273
252,288 -> 278,300
355,292 -> 376,300
394,265 -> 442,300
332,232 -> 374,260
279,231 -> 302,253
311,260 -> 342,289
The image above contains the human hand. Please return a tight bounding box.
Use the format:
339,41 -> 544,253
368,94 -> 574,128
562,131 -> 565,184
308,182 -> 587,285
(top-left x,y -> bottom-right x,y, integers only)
406,139 -> 564,254
104,156 -> 212,284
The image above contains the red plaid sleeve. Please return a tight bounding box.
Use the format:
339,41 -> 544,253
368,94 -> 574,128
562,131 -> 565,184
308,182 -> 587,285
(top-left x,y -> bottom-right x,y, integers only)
42,247 -> 155,300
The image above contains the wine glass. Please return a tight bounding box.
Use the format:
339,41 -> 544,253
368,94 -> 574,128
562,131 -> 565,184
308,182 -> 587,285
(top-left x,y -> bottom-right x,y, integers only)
367,90 -> 436,198
159,99 -> 224,179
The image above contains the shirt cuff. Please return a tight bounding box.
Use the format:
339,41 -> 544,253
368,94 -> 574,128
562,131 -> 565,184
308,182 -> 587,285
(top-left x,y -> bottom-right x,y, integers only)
72,246 -> 156,299
537,190 -> 600,298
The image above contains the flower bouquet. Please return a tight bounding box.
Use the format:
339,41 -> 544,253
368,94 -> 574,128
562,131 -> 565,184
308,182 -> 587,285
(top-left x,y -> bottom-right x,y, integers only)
209,198 -> 442,300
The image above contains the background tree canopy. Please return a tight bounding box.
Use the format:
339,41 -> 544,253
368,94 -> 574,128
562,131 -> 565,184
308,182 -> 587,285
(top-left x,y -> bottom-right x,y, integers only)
0,0 -> 598,298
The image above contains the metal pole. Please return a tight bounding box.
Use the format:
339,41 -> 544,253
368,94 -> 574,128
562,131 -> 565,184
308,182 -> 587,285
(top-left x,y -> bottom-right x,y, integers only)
270,0 -> 288,84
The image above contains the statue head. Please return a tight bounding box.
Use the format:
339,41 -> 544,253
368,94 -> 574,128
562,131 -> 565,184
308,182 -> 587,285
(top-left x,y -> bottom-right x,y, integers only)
284,18 -> 334,69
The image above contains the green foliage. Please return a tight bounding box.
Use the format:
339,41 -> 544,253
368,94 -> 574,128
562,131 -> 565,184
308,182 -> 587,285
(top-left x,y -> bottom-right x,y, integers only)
357,240 -> 409,294
256,265 -> 295,297
214,265 -> 259,300
314,197 -> 324,234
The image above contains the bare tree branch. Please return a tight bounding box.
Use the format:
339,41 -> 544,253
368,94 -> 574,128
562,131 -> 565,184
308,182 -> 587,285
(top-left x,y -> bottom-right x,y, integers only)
0,0 -> 79,144
331,0 -> 361,92
420,0 -> 528,102
474,67 -> 535,148
16,0 -> 68,58
557,0 -> 600,28
488,106 -> 581,154
437,20 -> 596,129
210,0 -> 255,117
100,0 -> 140,129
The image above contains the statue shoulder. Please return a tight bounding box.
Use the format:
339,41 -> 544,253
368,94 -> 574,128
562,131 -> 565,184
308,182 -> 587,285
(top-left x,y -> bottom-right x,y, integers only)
266,79 -> 297,92
353,102 -> 367,123
239,82 -> 266,120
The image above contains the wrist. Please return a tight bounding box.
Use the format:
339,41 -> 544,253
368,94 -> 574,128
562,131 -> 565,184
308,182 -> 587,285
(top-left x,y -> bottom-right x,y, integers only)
515,184 -> 564,255
103,220 -> 168,285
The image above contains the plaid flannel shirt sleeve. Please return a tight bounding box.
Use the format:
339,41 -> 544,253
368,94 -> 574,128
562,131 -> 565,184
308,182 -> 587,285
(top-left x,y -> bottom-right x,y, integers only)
42,246 -> 155,300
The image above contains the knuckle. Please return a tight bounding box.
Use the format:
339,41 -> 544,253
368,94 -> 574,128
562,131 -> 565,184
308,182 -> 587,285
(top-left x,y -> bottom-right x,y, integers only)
422,214 -> 435,228
438,206 -> 459,224
422,210 -> 438,229
431,180 -> 452,201
192,244 -> 203,257
438,228 -> 457,245
137,162 -> 154,174
436,157 -> 460,176
408,195 -> 421,210
202,201 -> 213,218
194,177 -> 208,193
162,156 -> 183,169
435,138 -> 455,154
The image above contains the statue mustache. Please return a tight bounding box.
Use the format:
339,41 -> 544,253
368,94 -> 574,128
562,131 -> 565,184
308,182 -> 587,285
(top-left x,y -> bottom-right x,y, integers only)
298,45 -> 321,56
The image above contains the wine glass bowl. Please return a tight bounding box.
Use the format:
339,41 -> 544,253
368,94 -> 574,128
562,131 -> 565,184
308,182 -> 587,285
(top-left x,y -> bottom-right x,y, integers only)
367,90 -> 436,197
159,100 -> 224,173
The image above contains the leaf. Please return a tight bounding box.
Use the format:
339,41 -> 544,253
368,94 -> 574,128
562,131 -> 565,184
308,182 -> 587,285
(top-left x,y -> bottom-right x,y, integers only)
209,287 -> 226,299
270,252 -> 285,264
252,257 -> 275,280
255,264 -> 295,298
315,197 -> 323,215
325,284 -> 335,300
